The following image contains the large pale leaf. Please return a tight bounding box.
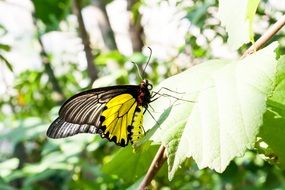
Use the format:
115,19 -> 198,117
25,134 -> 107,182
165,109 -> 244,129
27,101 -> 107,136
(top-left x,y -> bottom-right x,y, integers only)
145,42 -> 278,180
218,0 -> 260,49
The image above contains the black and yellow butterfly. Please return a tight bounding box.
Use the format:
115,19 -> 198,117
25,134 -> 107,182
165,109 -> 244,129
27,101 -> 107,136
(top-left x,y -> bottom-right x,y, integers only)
47,79 -> 153,147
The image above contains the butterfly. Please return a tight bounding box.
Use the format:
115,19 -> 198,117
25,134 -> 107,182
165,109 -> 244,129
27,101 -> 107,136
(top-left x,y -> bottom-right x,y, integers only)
46,79 -> 153,147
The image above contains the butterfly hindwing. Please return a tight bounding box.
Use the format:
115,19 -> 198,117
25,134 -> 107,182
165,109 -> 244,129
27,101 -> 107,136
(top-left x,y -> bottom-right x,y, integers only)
100,94 -> 138,146
47,85 -> 146,146
128,107 -> 144,144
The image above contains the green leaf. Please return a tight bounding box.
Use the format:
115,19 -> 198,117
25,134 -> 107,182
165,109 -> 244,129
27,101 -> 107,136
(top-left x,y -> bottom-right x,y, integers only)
0,54 -> 13,72
218,0 -> 260,49
259,55 -> 285,169
185,0 -> 214,27
102,145 -> 159,183
135,105 -> 174,149
31,0 -> 71,32
96,51 -> 126,65
126,176 -> 144,190
145,42 -> 278,179
268,55 -> 285,104
259,106 -> 285,169
0,158 -> 19,178
246,0 -> 260,43
129,52 -> 147,64
0,44 -> 11,52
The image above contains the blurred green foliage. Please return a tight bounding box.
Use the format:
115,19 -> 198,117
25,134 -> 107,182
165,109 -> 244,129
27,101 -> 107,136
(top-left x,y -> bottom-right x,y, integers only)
32,0 -> 72,32
0,24 -> 13,72
0,0 -> 285,189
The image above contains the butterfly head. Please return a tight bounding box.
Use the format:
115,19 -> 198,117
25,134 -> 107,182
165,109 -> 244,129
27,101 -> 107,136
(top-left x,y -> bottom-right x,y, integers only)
138,79 -> 152,107
141,79 -> 153,90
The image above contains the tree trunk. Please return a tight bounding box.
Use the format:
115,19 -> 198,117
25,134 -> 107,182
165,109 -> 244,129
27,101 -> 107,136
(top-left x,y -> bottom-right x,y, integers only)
73,0 -> 98,82
127,0 -> 144,52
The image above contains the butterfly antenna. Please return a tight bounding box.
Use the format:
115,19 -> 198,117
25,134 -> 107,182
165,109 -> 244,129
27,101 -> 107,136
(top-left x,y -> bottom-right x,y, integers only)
142,47 -> 152,78
133,61 -> 143,80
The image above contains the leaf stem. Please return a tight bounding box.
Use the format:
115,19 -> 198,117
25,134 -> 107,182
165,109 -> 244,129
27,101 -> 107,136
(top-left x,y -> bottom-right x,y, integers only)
138,145 -> 167,190
242,15 -> 285,58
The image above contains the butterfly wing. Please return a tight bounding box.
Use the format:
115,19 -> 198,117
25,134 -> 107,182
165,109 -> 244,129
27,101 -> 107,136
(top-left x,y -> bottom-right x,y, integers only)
47,85 -> 144,146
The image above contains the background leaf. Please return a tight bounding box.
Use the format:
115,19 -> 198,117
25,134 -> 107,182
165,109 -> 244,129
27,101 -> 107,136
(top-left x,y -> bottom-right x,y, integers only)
218,0 -> 260,49
32,0 -> 71,32
0,54 -> 13,72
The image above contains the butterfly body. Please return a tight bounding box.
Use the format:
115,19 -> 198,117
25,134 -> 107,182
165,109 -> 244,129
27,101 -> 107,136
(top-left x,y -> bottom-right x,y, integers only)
47,79 -> 152,147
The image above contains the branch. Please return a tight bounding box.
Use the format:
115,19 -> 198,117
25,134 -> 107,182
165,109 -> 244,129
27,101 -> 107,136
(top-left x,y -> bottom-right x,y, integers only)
73,0 -> 98,82
139,14 -> 285,190
32,14 -> 65,102
138,145 -> 167,190
242,15 -> 285,57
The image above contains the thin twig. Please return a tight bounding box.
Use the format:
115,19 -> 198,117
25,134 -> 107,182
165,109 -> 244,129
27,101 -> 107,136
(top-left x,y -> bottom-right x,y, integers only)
138,145 -> 167,190
242,15 -> 285,58
139,14 -> 285,190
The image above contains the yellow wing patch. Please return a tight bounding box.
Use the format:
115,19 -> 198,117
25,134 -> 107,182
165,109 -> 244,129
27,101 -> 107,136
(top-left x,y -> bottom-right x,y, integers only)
128,106 -> 144,144
100,94 -> 144,146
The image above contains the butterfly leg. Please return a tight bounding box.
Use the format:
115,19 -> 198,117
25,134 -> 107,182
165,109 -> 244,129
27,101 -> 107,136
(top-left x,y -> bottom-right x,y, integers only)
151,87 -> 194,103
145,108 -> 160,127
